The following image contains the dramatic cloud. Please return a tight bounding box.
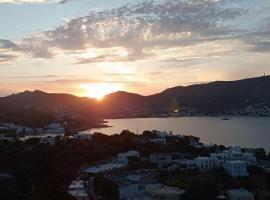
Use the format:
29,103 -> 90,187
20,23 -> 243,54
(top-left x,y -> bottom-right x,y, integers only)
0,54 -> 17,63
3,0 -> 246,60
2,0 -> 270,66
0,39 -> 20,63
0,39 -> 17,49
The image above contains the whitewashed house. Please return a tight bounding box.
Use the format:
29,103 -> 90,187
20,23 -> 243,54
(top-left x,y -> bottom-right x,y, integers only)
150,153 -> 172,166
68,180 -> 90,200
45,123 -> 65,134
242,153 -> 256,164
229,146 -> 242,153
83,163 -> 127,174
174,159 -> 196,170
194,157 -> 214,171
119,183 -> 161,200
118,151 -> 140,164
224,161 -> 249,177
227,189 -> 254,200
156,131 -> 172,138
148,185 -> 185,200
149,138 -> 167,144
0,134 -> 16,142
211,146 -> 256,167
119,183 -> 185,200
210,153 -> 228,167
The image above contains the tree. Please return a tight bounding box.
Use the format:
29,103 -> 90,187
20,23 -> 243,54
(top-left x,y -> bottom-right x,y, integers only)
93,175 -> 119,200
128,156 -> 141,171
185,180 -> 219,200
255,148 -> 267,160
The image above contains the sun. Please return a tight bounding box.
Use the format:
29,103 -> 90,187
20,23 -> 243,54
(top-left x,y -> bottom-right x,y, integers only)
80,83 -> 122,100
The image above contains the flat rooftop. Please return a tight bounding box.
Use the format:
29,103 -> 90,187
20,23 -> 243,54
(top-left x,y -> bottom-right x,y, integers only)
68,189 -> 88,197
228,189 -> 253,197
83,162 -> 126,174
226,160 -> 246,164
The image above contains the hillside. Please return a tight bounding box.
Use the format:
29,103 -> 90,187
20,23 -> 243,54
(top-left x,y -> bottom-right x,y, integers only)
99,76 -> 270,117
1,76 -> 270,122
0,90 -> 99,127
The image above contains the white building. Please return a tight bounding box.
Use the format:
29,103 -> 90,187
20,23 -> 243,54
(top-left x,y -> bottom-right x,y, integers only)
119,183 -> 185,200
68,180 -> 89,200
174,159 -> 196,170
148,185 -> 185,200
119,183 -> 161,200
118,151 -> 140,164
229,146 -> 242,153
0,134 -> 16,142
242,153 -> 256,164
23,127 -> 34,134
40,136 -> 56,146
74,133 -> 92,141
150,153 -> 172,166
45,123 -> 65,134
210,146 -> 256,167
156,131 -> 172,138
227,189 -> 254,200
194,157 -> 214,171
224,161 -> 249,177
1,123 -> 20,130
149,138 -> 167,144
83,163 -> 126,174
210,153 -> 228,167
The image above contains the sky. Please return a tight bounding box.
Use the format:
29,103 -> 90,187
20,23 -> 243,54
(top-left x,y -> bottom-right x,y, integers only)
1,0 -> 270,98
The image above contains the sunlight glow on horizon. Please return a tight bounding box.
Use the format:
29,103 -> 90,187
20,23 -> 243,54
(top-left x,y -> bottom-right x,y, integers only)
79,83 -> 122,100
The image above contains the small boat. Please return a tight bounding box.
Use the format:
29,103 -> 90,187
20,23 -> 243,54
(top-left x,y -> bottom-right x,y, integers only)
222,117 -> 230,120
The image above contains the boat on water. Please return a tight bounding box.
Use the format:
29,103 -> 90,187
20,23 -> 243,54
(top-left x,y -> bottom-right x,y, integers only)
222,117 -> 231,120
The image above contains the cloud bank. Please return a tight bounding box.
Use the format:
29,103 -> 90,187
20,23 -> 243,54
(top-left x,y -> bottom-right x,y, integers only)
1,0 -> 270,66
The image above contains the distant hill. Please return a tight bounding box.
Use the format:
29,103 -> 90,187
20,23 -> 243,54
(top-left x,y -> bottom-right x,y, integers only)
99,76 -> 270,117
0,90 -> 99,127
0,90 -> 95,111
1,76 -> 270,122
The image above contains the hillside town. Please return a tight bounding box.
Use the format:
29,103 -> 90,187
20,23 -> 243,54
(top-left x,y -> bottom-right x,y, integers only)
0,124 -> 270,200
66,130 -> 264,200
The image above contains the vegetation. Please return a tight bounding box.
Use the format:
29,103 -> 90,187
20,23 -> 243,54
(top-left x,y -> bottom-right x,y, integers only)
158,167 -> 270,200
0,130 -> 269,200
94,175 -> 119,199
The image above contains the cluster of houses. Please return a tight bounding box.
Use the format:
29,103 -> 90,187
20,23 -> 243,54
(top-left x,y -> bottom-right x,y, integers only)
68,143 -> 257,200
68,180 -> 90,200
0,126 -> 259,200
40,131 -> 92,146
0,123 -> 34,135
149,145 -> 256,178
147,131 -> 256,178
0,122 -> 92,145
69,150 -> 187,200
0,122 -> 65,137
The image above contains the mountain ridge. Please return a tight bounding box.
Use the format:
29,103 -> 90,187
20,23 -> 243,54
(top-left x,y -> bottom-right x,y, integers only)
1,75 -> 270,118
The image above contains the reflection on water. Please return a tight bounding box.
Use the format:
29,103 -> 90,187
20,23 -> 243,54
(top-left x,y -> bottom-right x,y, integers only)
92,117 -> 270,151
